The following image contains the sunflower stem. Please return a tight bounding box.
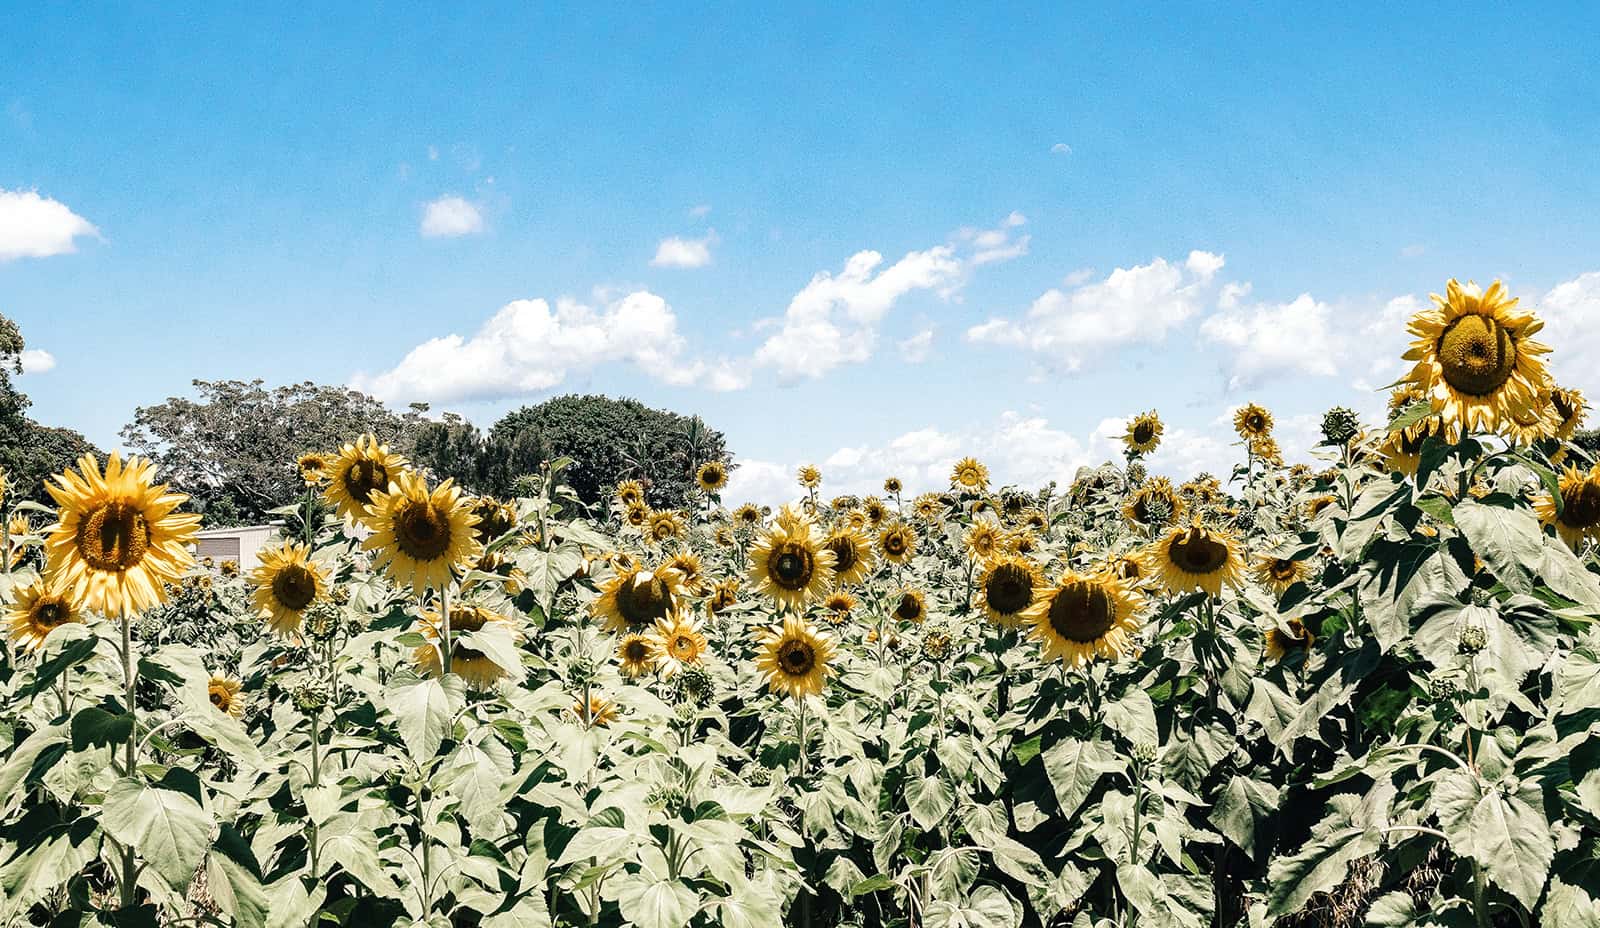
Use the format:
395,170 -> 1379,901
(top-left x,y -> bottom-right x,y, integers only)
796,696 -> 808,777
439,584 -> 452,677
119,604 -> 139,907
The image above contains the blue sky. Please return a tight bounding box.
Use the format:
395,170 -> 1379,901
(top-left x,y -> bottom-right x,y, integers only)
4,4 -> 1600,503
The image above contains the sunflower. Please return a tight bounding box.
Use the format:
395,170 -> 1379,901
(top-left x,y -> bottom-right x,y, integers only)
912,494 -> 943,521
1122,477 -> 1187,529
884,477 -> 903,495
797,465 -> 821,489
822,528 -> 873,586
324,435 -> 409,525
249,542 -> 328,635
1253,554 -> 1310,594
648,510 -> 685,543
733,503 -> 763,527
951,457 -> 990,492
412,603 -> 519,689
664,551 -> 706,594
1380,415 -> 1446,475
1305,495 -> 1338,520
1263,618 -> 1316,664
706,578 -> 740,617
592,564 -> 684,632
296,452 -> 332,487
1123,411 -> 1164,454
208,676 -> 244,718
1025,571 -> 1143,668
1233,404 -> 1275,441
6,572 -> 85,652
891,589 -> 928,624
1500,399 -> 1558,446
976,556 -> 1039,627
696,461 -> 729,494
574,696 -> 620,727
713,525 -> 735,548
470,497 -> 517,545
616,480 -> 646,507
1144,521 -> 1246,597
1021,509 -> 1049,533
1009,530 -> 1039,556
755,616 -> 836,699
617,633 -> 658,678
862,497 -> 890,528
647,611 -> 708,677
963,519 -> 1006,562
878,523 -> 917,565
364,472 -> 482,595
822,591 -> 856,626
1535,463 -> 1600,548
1250,435 -> 1284,467
623,503 -> 650,529
1107,553 -> 1145,584
749,512 -> 836,609
1550,386 -> 1587,440
1402,279 -> 1551,438
44,452 -> 203,616
838,509 -> 867,532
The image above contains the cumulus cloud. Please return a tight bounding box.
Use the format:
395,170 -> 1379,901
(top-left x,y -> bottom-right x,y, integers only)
19,349 -> 55,374
1539,272 -> 1600,396
1200,293 -> 1342,389
650,230 -> 718,268
899,329 -> 934,363
420,196 -> 484,238
353,290 -> 747,404
0,189 -> 99,261
966,250 -> 1225,371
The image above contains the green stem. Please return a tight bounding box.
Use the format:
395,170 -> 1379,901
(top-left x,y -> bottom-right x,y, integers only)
796,697 -> 809,776
439,585 -> 452,677
120,606 -> 138,907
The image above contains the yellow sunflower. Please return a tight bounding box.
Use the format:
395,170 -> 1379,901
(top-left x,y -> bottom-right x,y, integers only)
647,611 -> 709,677
1305,495 -> 1338,520
1535,463 -> 1600,549
592,564 -> 684,633
1009,530 -> 1039,556
364,472 -> 482,594
755,616 -> 836,699
249,541 -> 328,635
616,480 -> 646,507
797,465 -> 822,489
1122,477 -> 1187,529
1250,435 -> 1284,467
822,528 -> 874,586
1550,386 -> 1587,441
296,452 -> 331,487
883,477 -> 903,495
617,633 -> 658,678
858,496 -> 888,528
975,556 -> 1039,627
44,452 -> 202,616
878,523 -> 917,565
470,497 -> 517,545
1123,411 -> 1164,454
706,578 -> 740,617
1144,521 -> 1247,597
412,602 -> 520,689
1253,554 -> 1310,594
822,591 -> 856,626
1380,415 -> 1447,476
964,519 -> 1006,562
912,494 -> 943,521
749,513 -> 836,609
733,503 -> 763,527
1025,571 -> 1143,668
648,510 -> 685,543
1263,618 -> 1316,664
623,503 -> 650,529
1402,279 -> 1551,438
891,588 -> 928,624
323,435 -> 409,525
208,676 -> 244,718
951,457 -> 990,492
1233,404 -> 1274,441
6,572 -> 85,653
1107,553 -> 1145,585
696,461 -> 729,494
664,551 -> 706,594
574,696 -> 619,727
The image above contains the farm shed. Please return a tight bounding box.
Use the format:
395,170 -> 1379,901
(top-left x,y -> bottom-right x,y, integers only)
191,524 -> 283,572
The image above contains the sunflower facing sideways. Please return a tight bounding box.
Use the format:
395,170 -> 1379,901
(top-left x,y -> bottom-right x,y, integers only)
755,615 -> 837,700
822,591 -> 856,626
1535,463 -> 1600,549
7,572 -> 85,652
45,452 -> 203,617
1123,410 -> 1164,455
892,588 -> 928,624
1122,477 -> 1187,530
1550,386 -> 1587,440
1402,279 -> 1551,439
1025,570 -> 1143,668
975,556 -> 1039,627
1233,404 -> 1274,441
296,452 -> 331,486
208,676 -> 244,718
249,541 -> 328,635
364,471 -> 482,595
615,480 -> 646,508
822,527 -> 874,586
1144,521 -> 1246,597
617,633 -> 658,678
1263,617 -> 1316,664
412,603 -> 520,689
648,510 -> 685,543
592,563 -> 684,632
323,435 -> 409,525
647,610 -> 709,677
696,461 -> 729,494
749,510 -> 836,610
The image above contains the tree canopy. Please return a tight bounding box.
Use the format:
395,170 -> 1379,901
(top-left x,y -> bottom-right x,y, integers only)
0,313 -> 100,502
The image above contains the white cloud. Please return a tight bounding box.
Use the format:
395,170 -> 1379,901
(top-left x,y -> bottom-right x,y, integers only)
420,196 -> 484,238
1540,272 -> 1600,396
0,189 -> 99,261
352,290 -> 746,404
967,250 -> 1225,371
1051,143 -> 1073,155
650,230 -> 718,268
19,349 -> 55,374
1200,293 -> 1341,389
899,329 -> 934,363
1217,281 -> 1252,310
960,212 -> 1031,266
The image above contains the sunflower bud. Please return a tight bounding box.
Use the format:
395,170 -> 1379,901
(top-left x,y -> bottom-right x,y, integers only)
1428,677 -> 1459,702
678,664 -> 715,706
292,684 -> 329,715
1131,741 -> 1159,766
1458,625 -> 1487,654
1321,406 -> 1361,447
921,631 -> 952,662
1125,461 -> 1148,486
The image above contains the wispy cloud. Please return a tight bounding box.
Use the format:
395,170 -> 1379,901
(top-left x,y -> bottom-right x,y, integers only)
651,229 -> 718,268
420,195 -> 484,238
0,189 -> 99,261
19,349 -> 55,374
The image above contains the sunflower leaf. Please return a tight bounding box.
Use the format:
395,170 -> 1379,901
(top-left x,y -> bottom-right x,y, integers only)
101,776 -> 215,893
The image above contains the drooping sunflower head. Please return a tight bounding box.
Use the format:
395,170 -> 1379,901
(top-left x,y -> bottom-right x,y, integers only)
470,497 -> 518,545
648,510 -> 685,543
6,572 -> 85,653
615,480 -> 646,508
249,541 -> 328,635
1550,386 -> 1588,440
1253,553 -> 1310,594
1305,494 -> 1338,521
883,477 -> 903,495
574,696 -> 620,727
647,610 -> 709,677
1402,279 -> 1552,438
976,556 -> 1039,627
749,515 -> 836,610
822,528 -> 873,586
1263,617 -> 1316,664
892,588 -> 928,625
592,564 -> 684,633
296,452 -> 332,487
1025,570 -> 1143,668
617,633 -> 658,679
706,578 -> 740,617
664,551 -> 706,594
412,603 -> 519,690
44,452 -> 203,616
1145,521 -> 1246,598
1122,477 -> 1187,529
950,457 -> 990,492
1009,530 -> 1039,556
208,676 -> 244,718
363,472 -> 482,595
1124,411 -> 1164,454
755,616 -> 836,700
878,523 -> 918,565
797,465 -> 822,489
1233,404 -> 1274,441
1536,463 -> 1600,549
324,435 -> 409,525
696,461 -> 729,494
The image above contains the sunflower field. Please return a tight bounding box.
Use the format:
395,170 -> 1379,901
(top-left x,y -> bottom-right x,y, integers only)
2,278 -> 1600,928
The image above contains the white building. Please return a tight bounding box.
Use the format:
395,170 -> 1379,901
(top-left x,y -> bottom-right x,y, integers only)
192,524 -> 283,572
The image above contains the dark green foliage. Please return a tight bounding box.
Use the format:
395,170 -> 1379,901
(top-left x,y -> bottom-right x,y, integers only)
0,312 -> 102,501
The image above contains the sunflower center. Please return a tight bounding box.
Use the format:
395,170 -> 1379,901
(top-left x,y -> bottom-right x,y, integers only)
1047,581 -> 1117,643
33,601 -> 65,629
825,536 -> 857,574
894,594 -> 923,622
671,635 -> 696,658
1552,392 -> 1577,422
1438,314 -> 1517,397
1133,422 -> 1155,444
884,533 -> 907,556
618,575 -> 673,625
1169,529 -> 1228,575
75,501 -> 150,572
271,563 -> 318,611
778,639 -> 815,676
769,545 -> 813,589
1268,559 -> 1298,581
343,459 -> 390,506
624,639 -> 649,662
985,564 -> 1033,614
394,500 -> 453,561
1116,558 -> 1142,580
1561,479 -> 1600,529
209,688 -> 227,708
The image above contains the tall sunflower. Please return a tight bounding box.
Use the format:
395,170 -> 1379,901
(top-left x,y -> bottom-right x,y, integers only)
592,564 -> 683,633
797,465 -> 822,489
470,497 -> 518,545
1025,571 -> 1143,668
323,435 -> 408,525
648,510 -> 685,543
951,457 -> 990,492
1402,279 -> 1551,438
975,556 -> 1039,627
878,523 -> 917,565
1144,521 -> 1246,597
412,603 -> 519,689
1233,404 -> 1274,441
647,610 -> 709,677
749,513 -> 836,609
364,472 -> 482,594
706,578 -> 739,617
1535,463 -> 1600,549
912,494 -> 943,522
616,480 -> 646,508
755,616 -> 836,699
1123,411 -> 1164,454
733,503 -> 763,528
883,477 -> 903,495
44,452 -> 202,616
822,527 -> 874,586
208,676 -> 244,718
617,633 -> 658,678
696,461 -> 729,494
6,572 -> 85,652
862,497 -> 890,528
249,541 -> 328,635
296,452 -> 331,486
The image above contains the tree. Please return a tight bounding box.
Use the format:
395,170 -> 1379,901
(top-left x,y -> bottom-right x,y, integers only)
120,380 -> 427,525
0,313 -> 101,501
489,394 -> 732,508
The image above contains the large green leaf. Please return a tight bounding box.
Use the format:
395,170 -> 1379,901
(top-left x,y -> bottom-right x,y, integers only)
1116,864 -> 1212,928
1435,771 -> 1554,909
924,885 -> 1019,928
384,674 -> 464,762
1266,825 -> 1383,916
1453,499 -> 1545,595
101,777 -> 215,892
613,875 -> 698,928
906,772 -> 955,831
1103,688 -> 1157,746
1040,738 -> 1117,819
205,823 -> 269,928
1209,776 -> 1279,861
